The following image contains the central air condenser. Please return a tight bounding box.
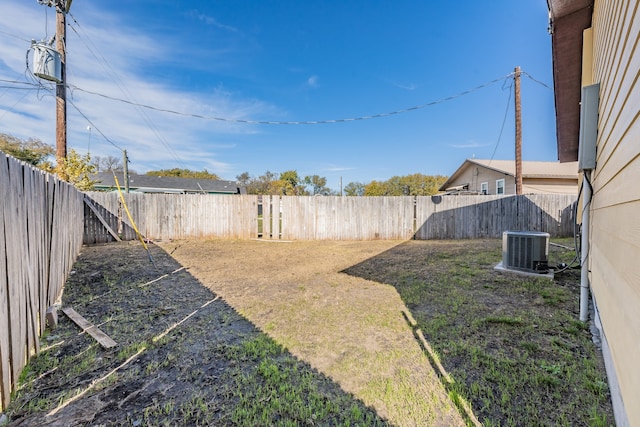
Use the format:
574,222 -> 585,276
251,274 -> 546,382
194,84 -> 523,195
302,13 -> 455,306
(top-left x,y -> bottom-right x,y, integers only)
502,231 -> 550,273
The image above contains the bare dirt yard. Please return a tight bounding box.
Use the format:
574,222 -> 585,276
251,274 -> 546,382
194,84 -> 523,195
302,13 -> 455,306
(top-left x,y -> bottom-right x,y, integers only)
5,238 -> 613,426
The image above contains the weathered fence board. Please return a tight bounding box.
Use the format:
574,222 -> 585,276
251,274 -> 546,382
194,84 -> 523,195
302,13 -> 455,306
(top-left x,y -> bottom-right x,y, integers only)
85,193 -> 576,243
414,194 -> 577,239
0,153 -> 85,411
0,155 -> 11,409
271,195 -> 281,240
86,193 -> 260,241
85,193 -> 577,242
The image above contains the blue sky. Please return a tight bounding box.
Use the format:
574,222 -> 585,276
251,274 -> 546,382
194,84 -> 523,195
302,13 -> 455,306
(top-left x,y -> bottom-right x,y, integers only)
1,1 -> 556,191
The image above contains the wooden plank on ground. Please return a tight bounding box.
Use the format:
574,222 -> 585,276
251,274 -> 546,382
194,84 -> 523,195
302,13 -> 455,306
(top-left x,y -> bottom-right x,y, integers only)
61,307 -> 117,349
84,196 -> 121,242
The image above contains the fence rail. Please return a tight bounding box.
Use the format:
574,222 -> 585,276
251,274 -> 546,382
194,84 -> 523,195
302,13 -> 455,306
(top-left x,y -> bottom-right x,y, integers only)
1,153 -> 84,410
85,193 -> 577,242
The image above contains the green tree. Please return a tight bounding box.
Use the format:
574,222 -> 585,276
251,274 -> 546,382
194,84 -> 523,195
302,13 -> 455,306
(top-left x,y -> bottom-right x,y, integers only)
304,175 -> 333,195
236,171 -> 251,187
237,170 -> 277,195
53,149 -> 98,191
237,170 -> 334,195
146,168 -> 220,180
363,180 -> 387,196
363,174 -> 448,196
0,133 -> 54,166
278,170 -> 307,195
344,181 -> 365,196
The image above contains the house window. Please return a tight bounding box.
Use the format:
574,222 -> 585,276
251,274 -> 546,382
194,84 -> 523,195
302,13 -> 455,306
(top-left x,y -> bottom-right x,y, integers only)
480,182 -> 488,195
496,179 -> 505,195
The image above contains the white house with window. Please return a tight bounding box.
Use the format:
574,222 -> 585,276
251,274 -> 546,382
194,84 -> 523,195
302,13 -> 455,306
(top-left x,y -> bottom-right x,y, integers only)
438,159 -> 579,195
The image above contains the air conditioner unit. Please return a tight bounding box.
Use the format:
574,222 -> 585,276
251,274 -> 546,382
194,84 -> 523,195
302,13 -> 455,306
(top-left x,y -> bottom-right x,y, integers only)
502,231 -> 550,273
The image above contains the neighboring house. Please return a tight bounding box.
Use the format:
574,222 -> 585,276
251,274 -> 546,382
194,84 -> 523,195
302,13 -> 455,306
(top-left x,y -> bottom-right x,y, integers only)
438,159 -> 579,195
93,172 -> 245,195
549,0 -> 638,425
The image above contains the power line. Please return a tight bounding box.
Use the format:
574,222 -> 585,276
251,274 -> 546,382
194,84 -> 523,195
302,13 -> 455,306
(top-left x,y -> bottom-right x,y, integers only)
0,85 -> 40,91
0,29 -> 32,43
0,79 -> 42,87
67,14 -> 192,171
4,66 -> 547,129
521,71 -> 552,90
68,72 -> 515,125
0,89 -> 33,121
66,98 -> 125,152
488,79 -> 513,164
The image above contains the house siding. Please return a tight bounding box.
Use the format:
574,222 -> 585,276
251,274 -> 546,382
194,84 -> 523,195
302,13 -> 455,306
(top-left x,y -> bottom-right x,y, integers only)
521,178 -> 578,195
589,0 -> 640,424
445,166 -> 514,195
442,163 -> 578,195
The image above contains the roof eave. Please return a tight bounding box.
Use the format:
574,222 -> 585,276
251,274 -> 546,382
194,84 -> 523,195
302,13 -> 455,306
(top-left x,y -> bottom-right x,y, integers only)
548,0 -> 594,162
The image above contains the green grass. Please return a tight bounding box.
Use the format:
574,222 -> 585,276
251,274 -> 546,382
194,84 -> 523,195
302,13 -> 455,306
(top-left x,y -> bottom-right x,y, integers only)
6,238 -> 612,426
218,336 -> 387,426
379,238 -> 614,426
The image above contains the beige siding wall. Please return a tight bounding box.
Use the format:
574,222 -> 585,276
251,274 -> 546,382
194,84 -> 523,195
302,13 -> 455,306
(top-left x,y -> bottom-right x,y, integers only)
590,0 -> 640,424
447,167 -> 577,195
521,178 -> 578,195
447,166 -> 514,195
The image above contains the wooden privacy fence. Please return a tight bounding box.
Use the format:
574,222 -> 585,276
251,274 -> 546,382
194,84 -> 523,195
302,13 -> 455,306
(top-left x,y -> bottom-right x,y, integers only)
0,152 -> 85,411
85,192 -> 259,242
84,193 -> 577,242
414,194 -> 577,239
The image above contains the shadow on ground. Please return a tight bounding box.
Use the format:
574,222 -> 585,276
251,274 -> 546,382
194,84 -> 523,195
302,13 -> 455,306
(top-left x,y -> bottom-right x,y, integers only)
6,242 -> 388,426
341,239 -> 614,426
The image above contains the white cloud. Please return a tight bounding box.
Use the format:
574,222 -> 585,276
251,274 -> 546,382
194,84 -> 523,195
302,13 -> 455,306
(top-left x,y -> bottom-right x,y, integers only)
391,81 -> 417,91
307,75 -> 318,88
185,10 -> 240,33
0,1 -> 277,177
448,141 -> 491,149
322,165 -> 354,172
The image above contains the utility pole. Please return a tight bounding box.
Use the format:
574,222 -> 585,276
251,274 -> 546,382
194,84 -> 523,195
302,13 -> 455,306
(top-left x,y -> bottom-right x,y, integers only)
55,0 -> 68,163
514,66 -> 523,195
123,149 -> 130,193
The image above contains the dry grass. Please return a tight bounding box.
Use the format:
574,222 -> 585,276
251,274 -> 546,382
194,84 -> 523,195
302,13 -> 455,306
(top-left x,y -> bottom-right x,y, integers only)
167,239 -> 465,426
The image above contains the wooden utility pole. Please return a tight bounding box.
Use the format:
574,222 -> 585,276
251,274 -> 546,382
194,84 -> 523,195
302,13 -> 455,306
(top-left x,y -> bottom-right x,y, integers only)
55,0 -> 68,163
514,66 -> 523,195
123,150 -> 130,193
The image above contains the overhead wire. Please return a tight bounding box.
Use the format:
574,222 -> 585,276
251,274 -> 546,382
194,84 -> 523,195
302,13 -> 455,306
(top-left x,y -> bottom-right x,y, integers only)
66,97 -> 125,152
0,89 -> 33,121
64,10 -> 521,183
67,72 -> 516,125
6,22 -> 133,166
0,79 -> 42,87
487,78 -> 514,165
0,29 -> 33,43
5,13 -> 547,168
67,14 -> 190,170
521,71 -> 553,90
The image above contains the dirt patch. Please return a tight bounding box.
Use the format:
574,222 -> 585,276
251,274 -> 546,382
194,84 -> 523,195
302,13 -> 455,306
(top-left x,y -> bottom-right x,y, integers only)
6,242 -> 398,426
